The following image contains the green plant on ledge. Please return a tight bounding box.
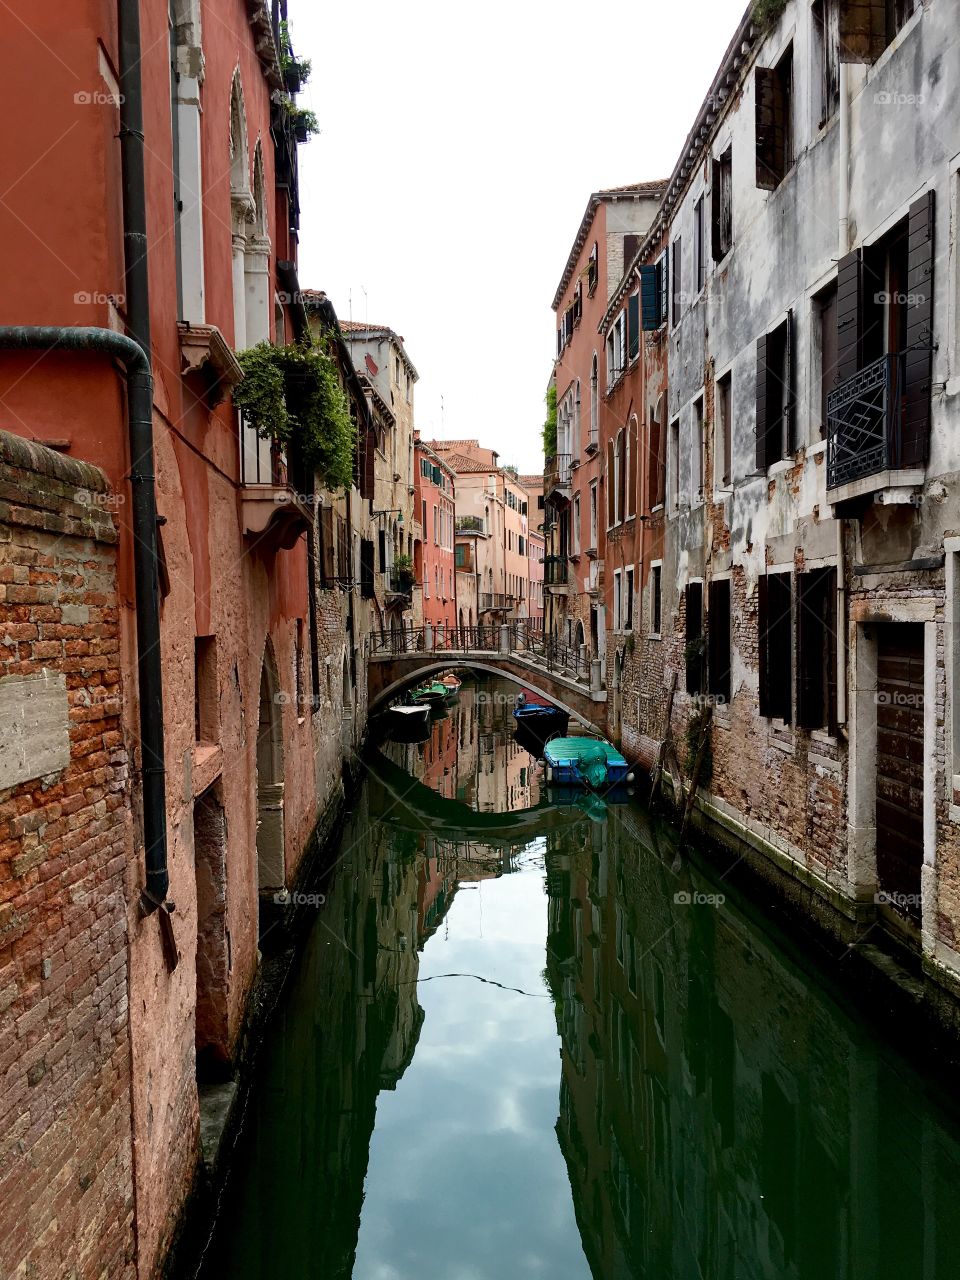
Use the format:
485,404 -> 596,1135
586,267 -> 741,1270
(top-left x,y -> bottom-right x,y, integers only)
751,0 -> 788,28
543,382 -> 557,457
278,19 -> 313,94
233,339 -> 356,492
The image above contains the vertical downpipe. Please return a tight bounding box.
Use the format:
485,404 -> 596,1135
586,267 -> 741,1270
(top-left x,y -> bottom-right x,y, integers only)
836,61 -> 850,728
119,0 -> 170,910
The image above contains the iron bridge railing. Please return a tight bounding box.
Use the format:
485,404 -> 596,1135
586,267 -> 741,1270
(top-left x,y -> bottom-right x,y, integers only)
370,622 -> 588,680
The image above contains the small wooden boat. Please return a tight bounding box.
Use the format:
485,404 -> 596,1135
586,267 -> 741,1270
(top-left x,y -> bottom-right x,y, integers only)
512,699 -> 567,727
410,681 -> 449,706
543,736 -> 633,789
438,673 -> 462,700
385,702 -> 432,743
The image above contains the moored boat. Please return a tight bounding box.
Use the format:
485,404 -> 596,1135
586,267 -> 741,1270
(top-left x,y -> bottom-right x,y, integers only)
543,736 -> 633,790
410,682 -> 449,706
385,701 -> 432,743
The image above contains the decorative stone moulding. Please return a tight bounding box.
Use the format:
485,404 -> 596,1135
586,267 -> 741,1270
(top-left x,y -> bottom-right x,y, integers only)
177,323 -> 244,406
241,486 -> 314,552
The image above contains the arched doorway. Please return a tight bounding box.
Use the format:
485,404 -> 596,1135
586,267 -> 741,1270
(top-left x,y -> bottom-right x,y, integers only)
574,619 -> 586,652
256,644 -> 285,908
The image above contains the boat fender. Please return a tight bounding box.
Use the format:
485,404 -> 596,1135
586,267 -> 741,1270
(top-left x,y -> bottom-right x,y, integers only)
626,772 -> 635,784
546,765 -> 553,782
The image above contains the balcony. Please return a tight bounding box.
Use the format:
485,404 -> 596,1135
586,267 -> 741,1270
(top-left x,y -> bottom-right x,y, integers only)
826,353 -> 924,506
543,555 -> 570,595
545,453 -> 572,501
239,413 -> 313,550
584,427 -> 599,455
480,592 -> 512,612
455,515 -> 486,536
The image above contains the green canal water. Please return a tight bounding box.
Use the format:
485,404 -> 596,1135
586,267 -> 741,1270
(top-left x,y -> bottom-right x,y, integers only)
198,674 -> 960,1279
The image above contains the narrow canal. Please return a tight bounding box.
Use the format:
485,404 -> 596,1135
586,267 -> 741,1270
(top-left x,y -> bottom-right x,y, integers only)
199,674 -> 960,1279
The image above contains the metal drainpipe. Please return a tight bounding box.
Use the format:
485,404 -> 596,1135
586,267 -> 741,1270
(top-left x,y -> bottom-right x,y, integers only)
836,60 -> 850,727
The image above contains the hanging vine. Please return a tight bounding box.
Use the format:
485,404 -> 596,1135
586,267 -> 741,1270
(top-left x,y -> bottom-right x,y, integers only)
233,339 -> 356,492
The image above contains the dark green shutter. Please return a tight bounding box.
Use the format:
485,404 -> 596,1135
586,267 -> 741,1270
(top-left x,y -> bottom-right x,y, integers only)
640,265 -> 659,330
628,294 -> 640,360
759,572 -> 792,722
902,190 -> 935,469
835,248 -> 862,385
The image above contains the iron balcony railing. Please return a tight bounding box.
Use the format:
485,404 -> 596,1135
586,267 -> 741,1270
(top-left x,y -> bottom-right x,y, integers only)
455,515 -> 486,535
543,555 -> 569,586
480,592 -> 511,611
546,453 -> 573,489
826,352 -> 903,490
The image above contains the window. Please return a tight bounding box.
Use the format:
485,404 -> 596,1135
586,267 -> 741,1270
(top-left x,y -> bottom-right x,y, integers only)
587,241 -> 598,295
755,43 -> 793,190
796,567 -> 838,730
717,371 -> 733,487
813,0 -> 840,126
838,0 -> 915,62
670,418 -> 681,510
625,419 -> 636,519
694,195 -> 706,293
707,579 -> 731,704
671,237 -> 682,325
359,539 -> 375,599
649,398 -> 666,508
378,528 -> 387,573
650,564 -> 663,636
624,568 -> 635,632
758,571 -> 792,722
613,570 -> 622,631
756,311 -> 793,469
589,354 -> 599,444
433,505 -> 439,544
685,583 -> 704,695
572,494 -> 581,553
589,481 -> 598,549
693,397 -> 705,499
573,281 -> 583,328
712,148 -> 733,260
606,313 -> 626,384
194,635 -> 218,742
627,293 -> 640,363
816,284 -> 839,439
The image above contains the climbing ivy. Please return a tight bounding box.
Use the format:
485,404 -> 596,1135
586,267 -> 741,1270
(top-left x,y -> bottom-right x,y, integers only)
751,0 -> 788,29
233,339 -> 356,492
543,382 -> 558,457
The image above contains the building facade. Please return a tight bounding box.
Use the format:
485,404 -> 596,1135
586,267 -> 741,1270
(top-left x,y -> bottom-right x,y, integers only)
415,436 -> 457,634
569,0 -> 960,1018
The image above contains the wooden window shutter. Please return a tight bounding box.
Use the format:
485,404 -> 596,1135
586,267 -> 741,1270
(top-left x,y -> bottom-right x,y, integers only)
755,67 -> 782,190
607,440 -> 615,525
838,0 -> 888,63
319,507 -> 334,586
628,294 -> 640,361
902,190 -> 935,468
336,514 -> 348,581
360,538 -> 375,598
759,572 -> 792,722
784,308 -> 795,455
711,159 -> 724,261
658,252 -> 669,327
362,425 -> 376,499
648,417 -> 662,508
756,333 -> 770,470
640,264 -> 659,330
835,248 -> 862,385
685,582 -> 704,696
796,567 -> 837,730
708,578 -> 732,704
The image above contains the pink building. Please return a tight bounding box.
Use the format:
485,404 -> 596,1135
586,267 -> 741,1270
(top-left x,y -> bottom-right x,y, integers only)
528,529 -> 545,625
415,436 -> 457,633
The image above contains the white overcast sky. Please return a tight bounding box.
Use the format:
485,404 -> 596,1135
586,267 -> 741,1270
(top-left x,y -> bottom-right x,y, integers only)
293,0 -> 747,474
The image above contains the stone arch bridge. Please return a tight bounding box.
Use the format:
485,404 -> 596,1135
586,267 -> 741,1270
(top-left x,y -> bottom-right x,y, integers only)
368,624 -> 607,732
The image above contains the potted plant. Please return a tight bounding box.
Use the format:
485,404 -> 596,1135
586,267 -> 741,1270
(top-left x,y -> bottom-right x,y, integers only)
392,553 -> 415,592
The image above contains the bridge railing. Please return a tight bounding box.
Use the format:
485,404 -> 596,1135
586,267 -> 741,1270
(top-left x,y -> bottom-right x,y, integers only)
371,623 -> 589,682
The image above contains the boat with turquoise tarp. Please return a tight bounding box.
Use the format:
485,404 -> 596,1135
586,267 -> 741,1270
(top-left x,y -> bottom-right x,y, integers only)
543,736 -> 633,789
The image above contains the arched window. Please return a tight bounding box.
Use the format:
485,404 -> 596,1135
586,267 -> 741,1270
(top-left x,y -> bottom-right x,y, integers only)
171,0 -> 205,321
574,380 -> 581,458
626,416 -> 637,518
244,140 -> 272,345
614,430 -> 625,525
229,69 -> 255,349
589,354 -> 599,446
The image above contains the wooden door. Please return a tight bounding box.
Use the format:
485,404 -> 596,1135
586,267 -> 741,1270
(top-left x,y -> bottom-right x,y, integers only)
875,624 -> 924,921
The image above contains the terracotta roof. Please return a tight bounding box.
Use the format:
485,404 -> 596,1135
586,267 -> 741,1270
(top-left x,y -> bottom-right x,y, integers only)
438,453 -> 496,475
520,474 -> 543,487
338,318 -> 395,333
552,180 -> 669,311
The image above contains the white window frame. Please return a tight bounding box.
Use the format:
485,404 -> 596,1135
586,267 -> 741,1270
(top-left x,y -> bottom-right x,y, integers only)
649,560 -> 663,638
624,567 -> 634,632
613,569 -> 622,631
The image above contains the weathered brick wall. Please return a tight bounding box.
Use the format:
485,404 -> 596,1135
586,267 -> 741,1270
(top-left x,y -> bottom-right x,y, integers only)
0,431 -> 134,1279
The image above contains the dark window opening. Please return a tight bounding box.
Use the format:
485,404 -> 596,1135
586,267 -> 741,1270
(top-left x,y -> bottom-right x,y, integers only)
708,579 -> 732,704
756,311 -> 794,469
839,0 -> 916,61
717,371 -> 733,487
797,567 -> 838,731
712,149 -> 733,260
813,0 -> 840,125
194,635 -> 218,743
694,196 -> 706,293
651,565 -> 662,635
685,582 -> 705,696
758,572 -> 792,722
755,43 -> 793,190
587,242 -> 598,296
359,538 -> 375,598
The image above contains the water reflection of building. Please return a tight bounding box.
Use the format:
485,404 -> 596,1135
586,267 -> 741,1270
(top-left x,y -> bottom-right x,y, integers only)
544,810 -> 960,1280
